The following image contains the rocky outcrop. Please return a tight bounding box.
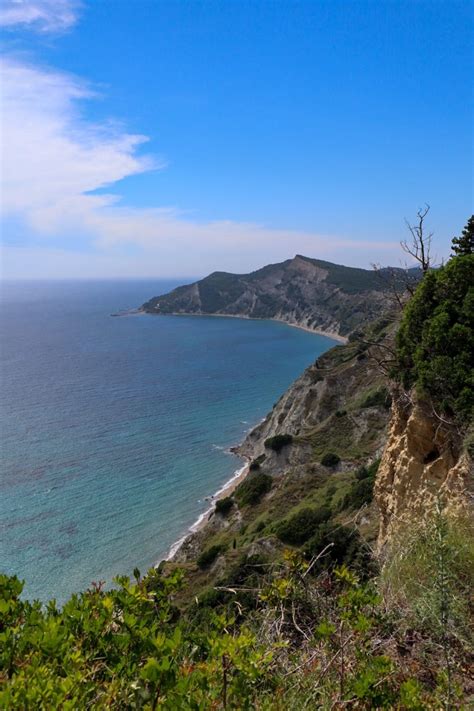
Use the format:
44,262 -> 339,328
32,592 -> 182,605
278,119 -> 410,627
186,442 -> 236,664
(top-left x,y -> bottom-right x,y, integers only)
141,256 -> 416,338
375,393 -> 473,550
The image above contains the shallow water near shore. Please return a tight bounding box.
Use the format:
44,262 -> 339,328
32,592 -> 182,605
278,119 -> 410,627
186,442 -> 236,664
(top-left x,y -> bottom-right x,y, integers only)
0,279 -> 337,603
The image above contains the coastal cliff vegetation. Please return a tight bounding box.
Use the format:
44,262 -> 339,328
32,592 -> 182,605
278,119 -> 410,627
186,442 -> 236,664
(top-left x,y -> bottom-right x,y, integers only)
141,256 -> 420,338
1,219 -> 473,709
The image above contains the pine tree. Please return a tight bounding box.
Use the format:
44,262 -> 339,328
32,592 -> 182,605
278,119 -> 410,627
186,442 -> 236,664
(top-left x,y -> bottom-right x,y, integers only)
451,215 -> 474,256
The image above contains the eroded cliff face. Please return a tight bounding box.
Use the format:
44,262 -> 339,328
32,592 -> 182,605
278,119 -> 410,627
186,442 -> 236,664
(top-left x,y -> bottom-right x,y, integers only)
375,393 -> 473,550
141,255 -> 403,338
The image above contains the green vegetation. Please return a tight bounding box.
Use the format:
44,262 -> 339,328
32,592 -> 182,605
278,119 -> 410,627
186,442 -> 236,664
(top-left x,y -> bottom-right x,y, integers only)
276,506 -> 331,545
320,452 -> 340,467
0,569 -> 275,709
451,214 -> 473,257
215,497 -> 234,516
198,272 -> 246,312
249,454 -> 266,471
337,460 -> 379,511
5,229 -> 472,706
381,504 -> 474,641
3,507 -> 471,710
235,471 -> 272,506
395,248 -> 474,421
197,544 -> 225,569
142,254 -> 416,336
304,523 -> 374,576
264,433 -> 293,452
357,385 -> 392,409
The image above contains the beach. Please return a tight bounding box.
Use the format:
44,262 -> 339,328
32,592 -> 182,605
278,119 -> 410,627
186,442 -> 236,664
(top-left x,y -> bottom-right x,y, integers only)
165,461 -> 250,561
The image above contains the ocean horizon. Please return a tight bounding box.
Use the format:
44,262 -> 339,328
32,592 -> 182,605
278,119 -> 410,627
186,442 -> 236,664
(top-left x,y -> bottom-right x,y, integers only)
0,279 -> 337,603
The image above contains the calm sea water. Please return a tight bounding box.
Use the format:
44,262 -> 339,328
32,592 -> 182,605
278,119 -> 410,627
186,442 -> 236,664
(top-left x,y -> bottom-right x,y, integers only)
0,280 -> 336,602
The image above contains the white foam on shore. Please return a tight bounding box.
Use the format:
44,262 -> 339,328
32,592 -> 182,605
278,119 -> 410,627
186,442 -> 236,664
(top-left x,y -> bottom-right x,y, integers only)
161,463 -> 248,563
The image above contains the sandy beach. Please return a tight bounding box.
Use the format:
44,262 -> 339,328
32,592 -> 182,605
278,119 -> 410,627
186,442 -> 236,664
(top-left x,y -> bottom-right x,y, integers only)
163,461 -> 250,561
160,316 -> 344,563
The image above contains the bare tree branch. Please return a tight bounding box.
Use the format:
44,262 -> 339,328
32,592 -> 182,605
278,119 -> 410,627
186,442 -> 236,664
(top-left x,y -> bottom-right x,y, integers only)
401,204 -> 432,273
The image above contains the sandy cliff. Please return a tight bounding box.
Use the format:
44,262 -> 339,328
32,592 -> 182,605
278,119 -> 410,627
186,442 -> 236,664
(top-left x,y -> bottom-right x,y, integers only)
375,392 -> 473,550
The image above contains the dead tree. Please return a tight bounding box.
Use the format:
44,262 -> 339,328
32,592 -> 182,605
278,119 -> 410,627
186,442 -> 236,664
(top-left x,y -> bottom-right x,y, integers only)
401,204 -> 433,275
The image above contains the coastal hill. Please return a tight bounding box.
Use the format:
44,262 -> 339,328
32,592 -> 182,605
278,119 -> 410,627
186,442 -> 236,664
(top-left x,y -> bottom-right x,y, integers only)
3,232 -> 473,707
141,255 -> 417,338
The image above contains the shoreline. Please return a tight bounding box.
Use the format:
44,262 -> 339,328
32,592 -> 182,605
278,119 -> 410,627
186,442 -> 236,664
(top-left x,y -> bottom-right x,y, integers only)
141,309 -> 348,344
163,461 -> 250,562
155,313 -> 344,564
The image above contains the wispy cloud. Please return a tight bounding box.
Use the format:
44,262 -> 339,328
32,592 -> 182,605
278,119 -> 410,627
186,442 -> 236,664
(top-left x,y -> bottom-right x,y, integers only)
0,0 -> 81,33
0,56 -> 398,278
1,57 -> 157,231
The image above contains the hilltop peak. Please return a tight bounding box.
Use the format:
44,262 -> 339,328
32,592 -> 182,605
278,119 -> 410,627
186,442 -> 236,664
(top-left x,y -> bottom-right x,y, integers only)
141,257 -> 413,338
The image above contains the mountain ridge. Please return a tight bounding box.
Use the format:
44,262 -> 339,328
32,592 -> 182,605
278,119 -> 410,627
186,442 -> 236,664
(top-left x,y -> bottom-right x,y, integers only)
141,255 -> 417,338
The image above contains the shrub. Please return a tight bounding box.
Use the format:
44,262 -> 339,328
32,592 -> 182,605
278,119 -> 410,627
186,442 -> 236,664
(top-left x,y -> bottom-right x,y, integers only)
276,506 -> 331,545
355,465 -> 369,480
264,434 -> 293,452
338,478 -> 374,511
215,497 -> 234,516
394,253 -> 474,421
359,386 -> 392,409
321,452 -> 340,467
249,454 -> 267,471
339,460 -> 379,510
235,472 -> 272,506
380,505 -> 474,647
304,523 -> 375,575
197,544 -> 225,569
335,409 -> 347,418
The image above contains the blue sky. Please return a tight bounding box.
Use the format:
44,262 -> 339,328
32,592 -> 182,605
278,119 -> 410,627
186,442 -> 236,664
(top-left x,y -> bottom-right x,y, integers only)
1,0 -> 472,278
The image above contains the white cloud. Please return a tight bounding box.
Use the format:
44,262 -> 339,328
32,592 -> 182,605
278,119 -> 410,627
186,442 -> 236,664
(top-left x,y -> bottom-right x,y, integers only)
1,57 -> 156,231
0,0 -> 80,33
0,56 -> 400,278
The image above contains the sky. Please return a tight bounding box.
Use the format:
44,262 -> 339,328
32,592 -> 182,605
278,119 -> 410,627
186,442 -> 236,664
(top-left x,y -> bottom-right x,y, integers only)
0,0 -> 472,279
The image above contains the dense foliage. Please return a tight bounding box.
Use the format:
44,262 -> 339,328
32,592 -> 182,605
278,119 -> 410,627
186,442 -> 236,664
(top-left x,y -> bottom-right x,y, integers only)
0,569 -> 274,709
197,544 -> 226,569
395,252 -> 474,420
215,497 -> 234,516
234,471 -> 272,506
320,452 -> 340,467
2,508 -> 472,709
451,215 -> 474,257
276,506 -> 331,545
264,434 -> 293,452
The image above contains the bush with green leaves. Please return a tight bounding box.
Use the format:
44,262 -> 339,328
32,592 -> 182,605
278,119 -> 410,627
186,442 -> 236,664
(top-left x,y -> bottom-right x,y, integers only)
395,251 -> 474,421
235,471 -> 272,506
264,434 -> 293,452
215,496 -> 234,516
0,569 -> 276,709
276,506 -> 331,545
304,522 -> 375,576
359,385 -> 392,410
196,544 -> 225,569
321,452 -> 340,467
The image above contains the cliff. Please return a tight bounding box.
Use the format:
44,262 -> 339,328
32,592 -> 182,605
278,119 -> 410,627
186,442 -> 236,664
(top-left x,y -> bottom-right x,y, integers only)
172,318 -> 394,568
375,393 -> 473,550
142,255 -> 417,338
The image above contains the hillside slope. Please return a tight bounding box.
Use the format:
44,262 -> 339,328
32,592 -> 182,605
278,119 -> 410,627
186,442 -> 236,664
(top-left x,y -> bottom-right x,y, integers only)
171,318 -> 393,571
141,255 -> 415,337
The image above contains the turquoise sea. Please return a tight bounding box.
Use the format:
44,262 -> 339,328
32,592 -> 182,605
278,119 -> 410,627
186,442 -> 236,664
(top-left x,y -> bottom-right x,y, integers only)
0,280 -> 337,602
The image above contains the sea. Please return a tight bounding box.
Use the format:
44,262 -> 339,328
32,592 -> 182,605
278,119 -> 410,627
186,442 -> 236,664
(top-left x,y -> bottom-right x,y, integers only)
0,279 -> 337,603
